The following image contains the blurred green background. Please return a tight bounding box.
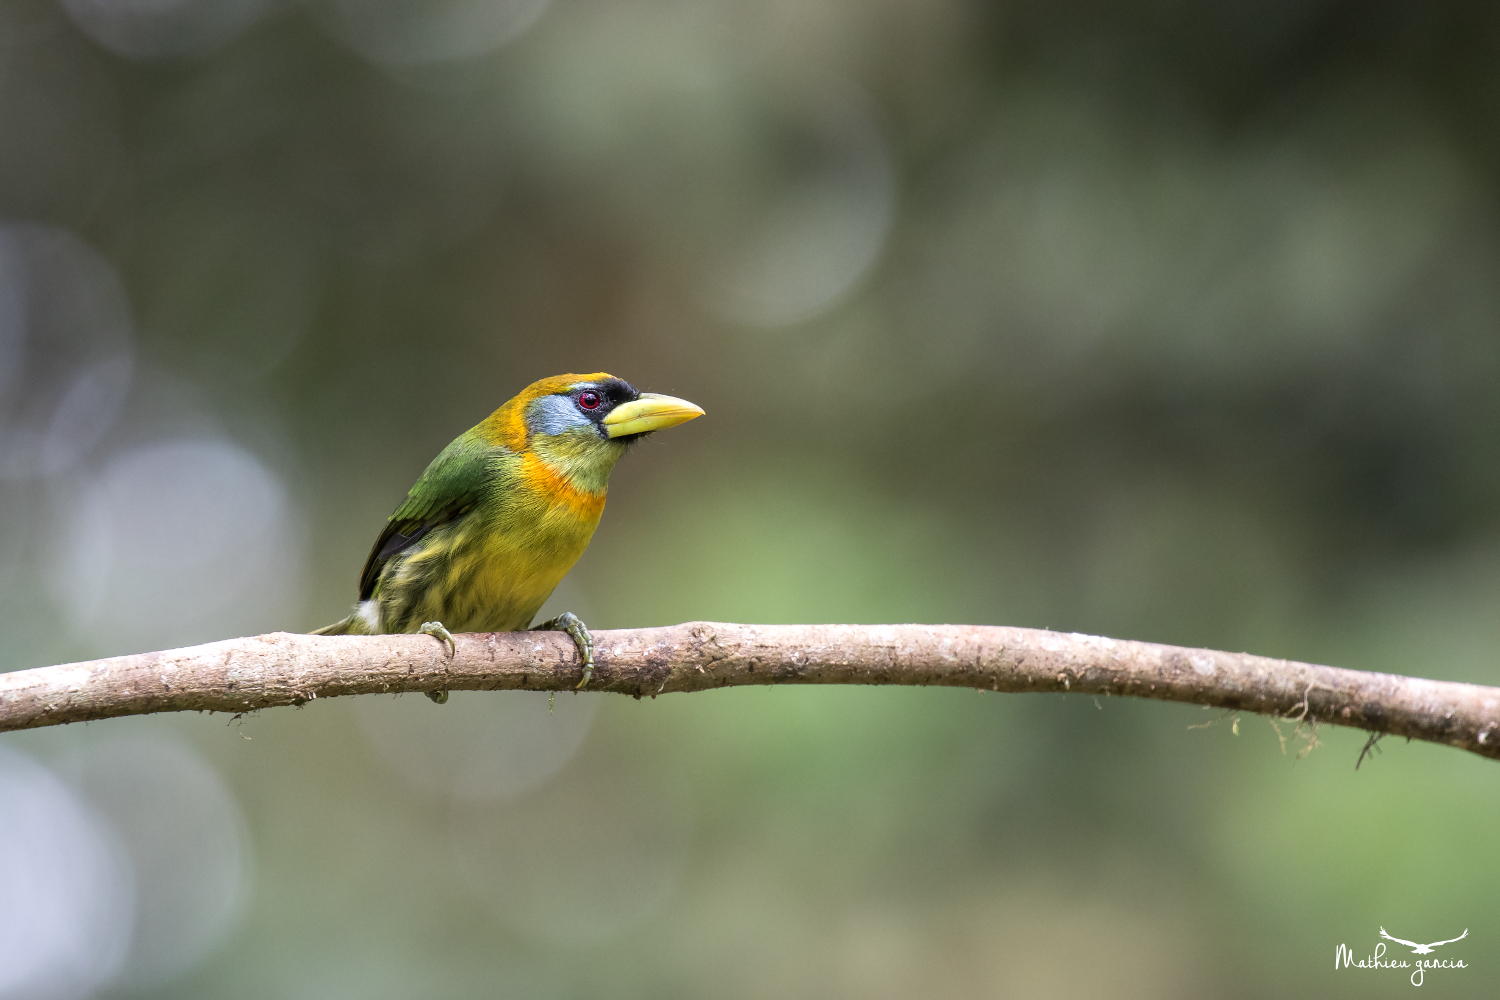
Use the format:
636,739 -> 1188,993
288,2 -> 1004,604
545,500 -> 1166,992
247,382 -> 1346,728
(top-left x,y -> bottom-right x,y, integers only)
1,0 -> 1498,997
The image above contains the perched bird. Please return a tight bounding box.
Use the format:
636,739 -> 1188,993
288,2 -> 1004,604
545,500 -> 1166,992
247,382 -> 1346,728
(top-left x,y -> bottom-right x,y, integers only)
313,373 -> 703,698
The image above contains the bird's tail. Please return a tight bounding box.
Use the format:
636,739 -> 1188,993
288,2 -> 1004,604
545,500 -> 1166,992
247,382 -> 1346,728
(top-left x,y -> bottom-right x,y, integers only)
311,602 -> 378,635
310,614 -> 356,636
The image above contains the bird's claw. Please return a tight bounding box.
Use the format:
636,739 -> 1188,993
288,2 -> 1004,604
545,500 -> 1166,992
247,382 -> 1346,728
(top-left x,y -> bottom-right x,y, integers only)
533,611 -> 595,689
420,621 -> 454,703
420,620 -> 456,657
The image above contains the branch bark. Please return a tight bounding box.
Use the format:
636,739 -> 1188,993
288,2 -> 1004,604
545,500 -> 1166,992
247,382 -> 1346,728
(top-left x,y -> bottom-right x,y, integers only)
2,623 -> 1497,761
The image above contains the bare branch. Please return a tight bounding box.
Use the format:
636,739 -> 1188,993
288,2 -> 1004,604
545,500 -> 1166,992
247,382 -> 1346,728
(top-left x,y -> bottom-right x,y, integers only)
1,623 -> 1497,761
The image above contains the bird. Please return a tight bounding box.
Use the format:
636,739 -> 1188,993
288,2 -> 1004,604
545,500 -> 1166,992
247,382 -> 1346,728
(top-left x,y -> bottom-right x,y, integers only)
1378,928 -> 1468,954
312,373 -> 703,700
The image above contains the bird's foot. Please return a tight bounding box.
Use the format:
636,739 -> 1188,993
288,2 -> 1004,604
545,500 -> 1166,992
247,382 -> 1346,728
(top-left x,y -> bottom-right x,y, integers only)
420,620 -> 456,657
533,612 -> 595,689
420,621 -> 455,703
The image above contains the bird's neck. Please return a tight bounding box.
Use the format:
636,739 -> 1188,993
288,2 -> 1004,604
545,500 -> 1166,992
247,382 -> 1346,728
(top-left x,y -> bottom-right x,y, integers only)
524,431 -> 626,502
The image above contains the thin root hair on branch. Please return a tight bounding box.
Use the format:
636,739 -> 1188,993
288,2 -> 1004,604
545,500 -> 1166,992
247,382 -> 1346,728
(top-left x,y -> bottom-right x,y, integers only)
0,623 -> 1497,763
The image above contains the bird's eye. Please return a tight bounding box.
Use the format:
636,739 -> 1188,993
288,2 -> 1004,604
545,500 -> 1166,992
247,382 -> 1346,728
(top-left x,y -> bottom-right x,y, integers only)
577,390 -> 602,410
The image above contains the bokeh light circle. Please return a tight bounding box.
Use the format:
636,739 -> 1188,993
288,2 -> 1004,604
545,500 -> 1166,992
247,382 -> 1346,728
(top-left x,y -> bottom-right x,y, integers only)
46,437 -> 306,651
699,77 -> 897,328
356,689 -> 601,802
449,736 -> 691,944
321,0 -> 554,69
0,223 -> 133,482
0,746 -> 134,1000
57,734 -> 252,991
57,0 -> 270,60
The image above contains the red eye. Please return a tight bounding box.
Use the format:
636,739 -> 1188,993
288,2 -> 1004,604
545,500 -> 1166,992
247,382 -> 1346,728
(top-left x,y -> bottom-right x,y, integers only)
577,390 -> 602,410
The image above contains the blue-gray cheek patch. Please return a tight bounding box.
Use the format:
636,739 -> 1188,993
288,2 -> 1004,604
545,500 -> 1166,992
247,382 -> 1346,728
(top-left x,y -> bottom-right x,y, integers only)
526,394 -> 592,437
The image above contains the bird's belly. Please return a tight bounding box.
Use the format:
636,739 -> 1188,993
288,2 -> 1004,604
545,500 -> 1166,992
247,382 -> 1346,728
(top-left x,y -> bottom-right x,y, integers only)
377,504 -> 597,634
444,542 -> 579,632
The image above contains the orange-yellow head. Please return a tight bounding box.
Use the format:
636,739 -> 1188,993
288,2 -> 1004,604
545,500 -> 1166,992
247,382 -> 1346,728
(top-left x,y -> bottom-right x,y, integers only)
479,373 -> 704,495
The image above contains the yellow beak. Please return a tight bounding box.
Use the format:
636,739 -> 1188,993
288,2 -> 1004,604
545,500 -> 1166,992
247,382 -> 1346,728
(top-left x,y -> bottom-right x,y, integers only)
603,392 -> 705,438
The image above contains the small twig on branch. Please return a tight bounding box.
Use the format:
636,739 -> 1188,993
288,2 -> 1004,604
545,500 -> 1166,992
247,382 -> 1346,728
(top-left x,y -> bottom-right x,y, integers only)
0,623 -> 1497,762
1355,731 -> 1385,770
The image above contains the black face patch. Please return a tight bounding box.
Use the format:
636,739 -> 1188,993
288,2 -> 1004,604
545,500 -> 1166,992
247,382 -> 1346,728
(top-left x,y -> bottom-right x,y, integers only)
598,378 -> 639,409
570,378 -> 639,433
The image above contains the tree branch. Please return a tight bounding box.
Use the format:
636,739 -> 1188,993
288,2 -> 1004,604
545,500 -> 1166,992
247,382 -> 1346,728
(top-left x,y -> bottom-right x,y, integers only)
2,623 -> 1497,761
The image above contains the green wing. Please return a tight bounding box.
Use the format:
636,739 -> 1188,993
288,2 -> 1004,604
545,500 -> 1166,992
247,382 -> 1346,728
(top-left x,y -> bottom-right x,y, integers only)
357,434 -> 498,601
